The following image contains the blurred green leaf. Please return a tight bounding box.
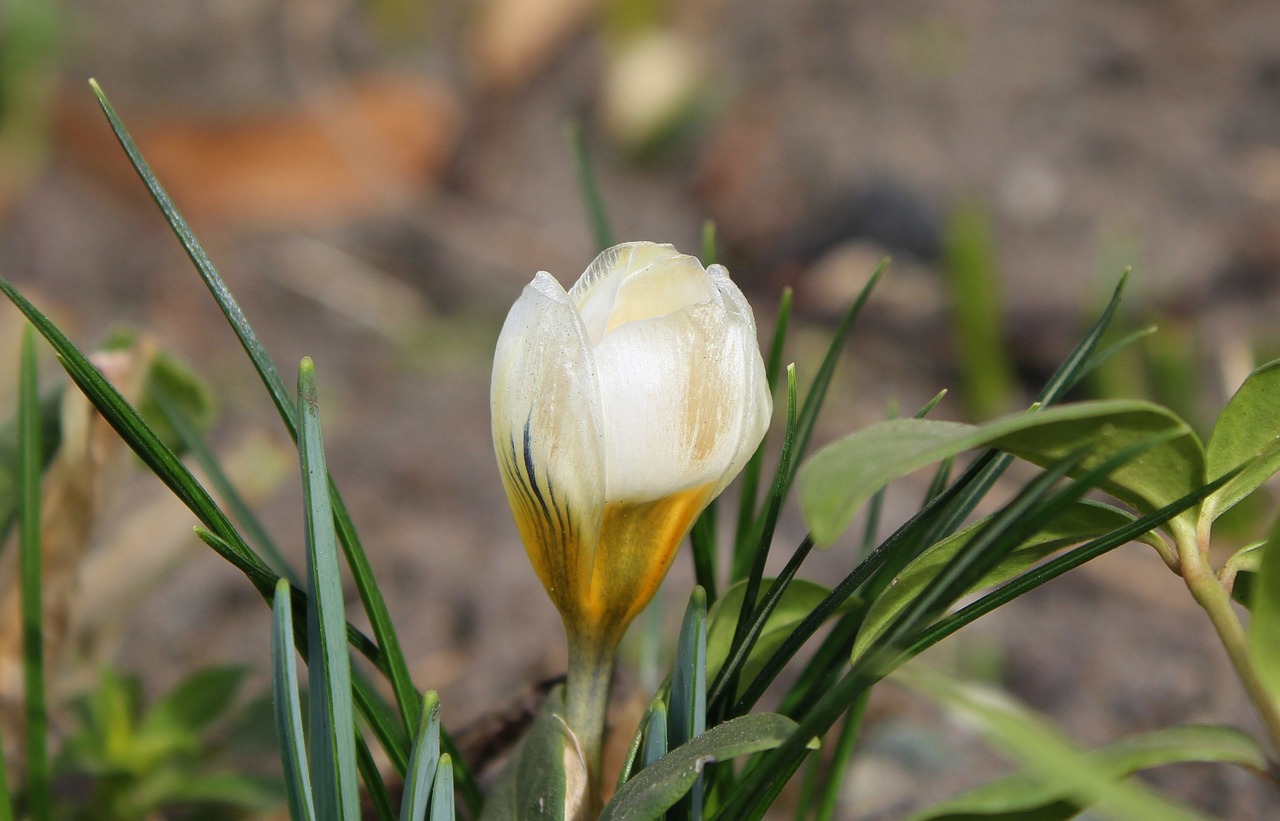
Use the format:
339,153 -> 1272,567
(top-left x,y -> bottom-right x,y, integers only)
799,400 -> 1202,546
897,668 -> 1210,821
1204,359 -> 1280,522
0,385 -> 60,547
140,666 -> 246,744
852,502 -> 1149,663
901,724 -> 1264,821
480,688 -> 570,821
599,713 -> 805,821
1249,514 -> 1280,701
103,327 -> 215,454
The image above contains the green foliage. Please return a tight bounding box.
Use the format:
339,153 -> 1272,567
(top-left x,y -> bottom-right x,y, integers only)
55,666 -> 281,820
481,690 -> 572,821
600,714 -> 807,821
944,201 -> 1016,419
1203,359 -> 1280,523
902,723 -> 1266,821
1249,514 -> 1280,703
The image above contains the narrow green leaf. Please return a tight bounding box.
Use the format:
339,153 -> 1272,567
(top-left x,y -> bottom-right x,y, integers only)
906,467 -> 1238,661
669,587 -> 708,750
617,696 -> 660,787
153,385 -> 297,583
88,82 -> 426,753
430,754 -> 456,821
272,579 -> 316,821
814,692 -> 869,821
786,260 -> 887,494
733,287 -> 793,578
358,734 -> 398,821
1249,513 -> 1280,701
599,713 -> 806,821
401,692 -> 442,821
564,121 -> 614,251
902,724 -> 1266,821
669,587 -> 708,821
0,385 -> 59,549
799,400 -> 1203,546
701,220 -> 717,267
690,501 -> 718,602
298,360 -> 360,821
479,688 -> 570,821
641,699 -> 669,770
18,324 -> 51,820
706,573 -> 832,699
896,668 -> 1211,821
1204,359 -> 1280,522
852,501 -> 1148,663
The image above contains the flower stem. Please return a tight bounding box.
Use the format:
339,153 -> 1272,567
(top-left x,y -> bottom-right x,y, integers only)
566,632 -> 616,816
1181,522 -> 1280,755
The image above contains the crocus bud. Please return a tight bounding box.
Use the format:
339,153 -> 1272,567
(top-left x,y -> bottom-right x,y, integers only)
492,241 -> 771,653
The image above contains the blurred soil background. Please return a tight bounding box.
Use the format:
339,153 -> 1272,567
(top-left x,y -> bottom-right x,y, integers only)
4,0 -> 1280,817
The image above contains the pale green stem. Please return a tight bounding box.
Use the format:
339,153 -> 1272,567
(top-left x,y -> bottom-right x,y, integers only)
566,632 -> 617,817
1180,518 -> 1280,756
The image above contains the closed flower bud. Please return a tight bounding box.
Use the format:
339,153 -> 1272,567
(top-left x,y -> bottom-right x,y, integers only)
492,242 -> 772,650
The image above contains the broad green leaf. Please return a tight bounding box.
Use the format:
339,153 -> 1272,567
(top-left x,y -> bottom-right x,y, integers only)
1204,359 -> 1280,522
1249,516 -> 1280,700
599,713 -> 805,821
298,360 -> 360,821
480,688 -> 573,821
271,579 -> 316,821
852,502 -> 1149,663
706,579 -> 847,687
902,724 -> 1265,821
897,668 -> 1210,821
140,666 -> 246,740
799,400 -> 1203,546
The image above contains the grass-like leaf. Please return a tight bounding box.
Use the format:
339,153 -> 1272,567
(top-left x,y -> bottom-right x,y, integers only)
153,385 -> 298,584
298,360 -> 360,820
358,737 -> 397,821
640,698 -> 669,771
430,755 -> 456,821
565,121 -> 614,251
813,692 -> 869,821
272,579 -> 317,821
733,286 -> 793,580
668,587 -> 708,821
401,692 -> 442,821
1248,512 -> 1280,702
87,82 -> 429,764
18,325 -> 51,820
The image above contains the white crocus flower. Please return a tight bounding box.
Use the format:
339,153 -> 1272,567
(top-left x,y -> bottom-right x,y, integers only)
491,241 -> 771,805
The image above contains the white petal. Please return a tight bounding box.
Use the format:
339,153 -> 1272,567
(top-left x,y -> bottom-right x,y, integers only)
602,253 -> 715,338
593,296 -> 768,501
492,273 -> 606,583
571,242 -> 681,344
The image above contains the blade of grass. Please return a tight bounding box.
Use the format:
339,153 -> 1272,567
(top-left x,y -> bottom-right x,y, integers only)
358,735 -> 397,821
401,692 -> 442,821
298,360 -> 360,820
153,385 -> 297,584
429,754 -> 456,821
690,501 -> 718,602
668,587 -> 708,821
713,367 -> 797,709
733,287 -> 793,579
564,121 -> 614,251
88,81 -> 425,749
784,260 -> 887,493
814,692 -> 868,821
272,579 -> 317,821
702,220 -> 718,266
18,325 -> 50,821
905,467 -> 1238,660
